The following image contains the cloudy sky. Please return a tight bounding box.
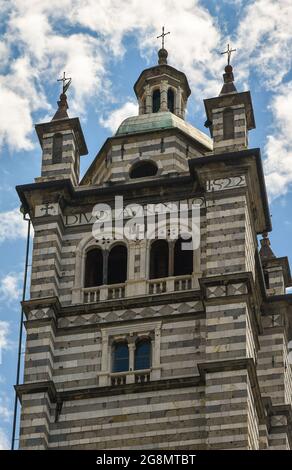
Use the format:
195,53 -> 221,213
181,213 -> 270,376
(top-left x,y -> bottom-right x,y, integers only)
1,0 -> 292,449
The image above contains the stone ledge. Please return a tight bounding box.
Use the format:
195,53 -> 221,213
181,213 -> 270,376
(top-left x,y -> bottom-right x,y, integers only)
15,380 -> 57,404
15,375 -> 202,407
199,271 -> 255,301
22,296 -> 61,321
22,291 -> 204,320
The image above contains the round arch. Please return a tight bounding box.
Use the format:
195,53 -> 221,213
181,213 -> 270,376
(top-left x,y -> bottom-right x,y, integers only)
129,160 -> 158,179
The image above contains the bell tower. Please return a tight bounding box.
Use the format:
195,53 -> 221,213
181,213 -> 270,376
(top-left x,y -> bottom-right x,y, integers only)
134,36 -> 191,119
15,38 -> 292,452
35,78 -> 88,186
204,46 -> 255,154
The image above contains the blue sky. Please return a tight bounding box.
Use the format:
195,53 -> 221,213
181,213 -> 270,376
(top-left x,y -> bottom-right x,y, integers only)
1,0 -> 292,449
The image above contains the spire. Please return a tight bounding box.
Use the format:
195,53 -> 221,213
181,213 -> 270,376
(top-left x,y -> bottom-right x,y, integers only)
219,44 -> 237,95
158,48 -> 168,65
52,93 -> 69,121
157,26 -> 170,65
52,71 -> 72,121
219,64 -> 237,95
259,232 -> 276,261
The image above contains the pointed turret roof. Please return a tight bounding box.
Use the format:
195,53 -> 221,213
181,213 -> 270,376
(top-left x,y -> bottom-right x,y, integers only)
52,93 -> 69,121
35,86 -> 87,156
219,64 -> 237,95
259,232 -> 276,261
204,62 -> 255,135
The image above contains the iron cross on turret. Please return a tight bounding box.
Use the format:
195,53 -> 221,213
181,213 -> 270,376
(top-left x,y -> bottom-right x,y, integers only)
157,26 -> 170,49
221,43 -> 236,66
57,71 -> 72,94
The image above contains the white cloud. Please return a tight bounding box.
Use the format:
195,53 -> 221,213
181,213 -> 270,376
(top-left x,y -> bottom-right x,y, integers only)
2,0 -> 292,201
263,82 -> 292,200
0,428 -> 9,450
0,85 -> 35,152
0,208 -> 28,243
0,1 -> 108,151
0,324 -> 13,452
0,394 -> 11,422
0,0 -> 225,152
229,0 -> 292,199
0,321 -> 10,353
0,273 -> 22,301
99,102 -> 138,133
235,0 -> 292,88
71,0 -> 224,97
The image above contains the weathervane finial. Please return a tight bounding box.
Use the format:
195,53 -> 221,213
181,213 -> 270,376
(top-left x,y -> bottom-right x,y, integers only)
221,43 -> 237,66
57,71 -> 72,95
157,26 -> 170,50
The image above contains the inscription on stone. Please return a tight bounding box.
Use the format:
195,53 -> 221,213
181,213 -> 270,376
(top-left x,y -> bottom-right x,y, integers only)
206,175 -> 246,192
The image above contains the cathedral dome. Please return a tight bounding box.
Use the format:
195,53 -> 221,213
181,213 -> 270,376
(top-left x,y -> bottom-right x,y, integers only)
116,111 -> 212,150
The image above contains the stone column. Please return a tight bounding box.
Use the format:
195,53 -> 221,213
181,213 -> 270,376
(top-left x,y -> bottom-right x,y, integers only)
160,80 -> 168,111
128,342 -> 135,372
168,240 -> 175,276
138,98 -> 143,115
145,85 -> 152,114
103,250 -> 109,285
175,86 -> 182,117
151,324 -> 162,380
128,337 -> 136,384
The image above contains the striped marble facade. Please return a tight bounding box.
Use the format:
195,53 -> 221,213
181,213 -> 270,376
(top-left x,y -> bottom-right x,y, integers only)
16,56 -> 292,449
17,157 -> 292,449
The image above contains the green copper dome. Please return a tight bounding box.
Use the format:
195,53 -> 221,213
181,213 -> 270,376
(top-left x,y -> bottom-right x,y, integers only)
116,112 -> 212,150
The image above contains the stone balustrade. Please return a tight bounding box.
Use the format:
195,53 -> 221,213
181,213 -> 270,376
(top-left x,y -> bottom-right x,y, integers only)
81,275 -> 194,304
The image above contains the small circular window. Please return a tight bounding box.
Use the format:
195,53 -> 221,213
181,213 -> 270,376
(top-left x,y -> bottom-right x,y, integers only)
130,161 -> 158,179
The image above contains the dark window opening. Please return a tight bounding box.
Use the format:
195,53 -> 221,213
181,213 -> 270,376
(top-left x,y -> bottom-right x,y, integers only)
135,339 -> 151,370
113,342 -> 129,372
264,270 -> 270,289
167,89 -> 175,113
152,89 -> 160,113
174,237 -> 193,276
84,249 -> 103,287
52,133 -> 63,164
223,108 -> 234,140
130,161 -> 158,179
108,244 -> 127,284
150,240 -> 169,279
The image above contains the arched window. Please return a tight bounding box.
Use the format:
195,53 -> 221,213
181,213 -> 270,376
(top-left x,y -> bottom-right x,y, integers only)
223,108 -> 234,140
130,161 -> 158,179
167,88 -> 175,113
150,240 -> 169,279
112,342 -> 129,372
52,133 -> 63,164
108,244 -> 127,284
135,339 -> 151,370
174,237 -> 193,276
152,89 -> 160,113
84,248 -> 103,287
